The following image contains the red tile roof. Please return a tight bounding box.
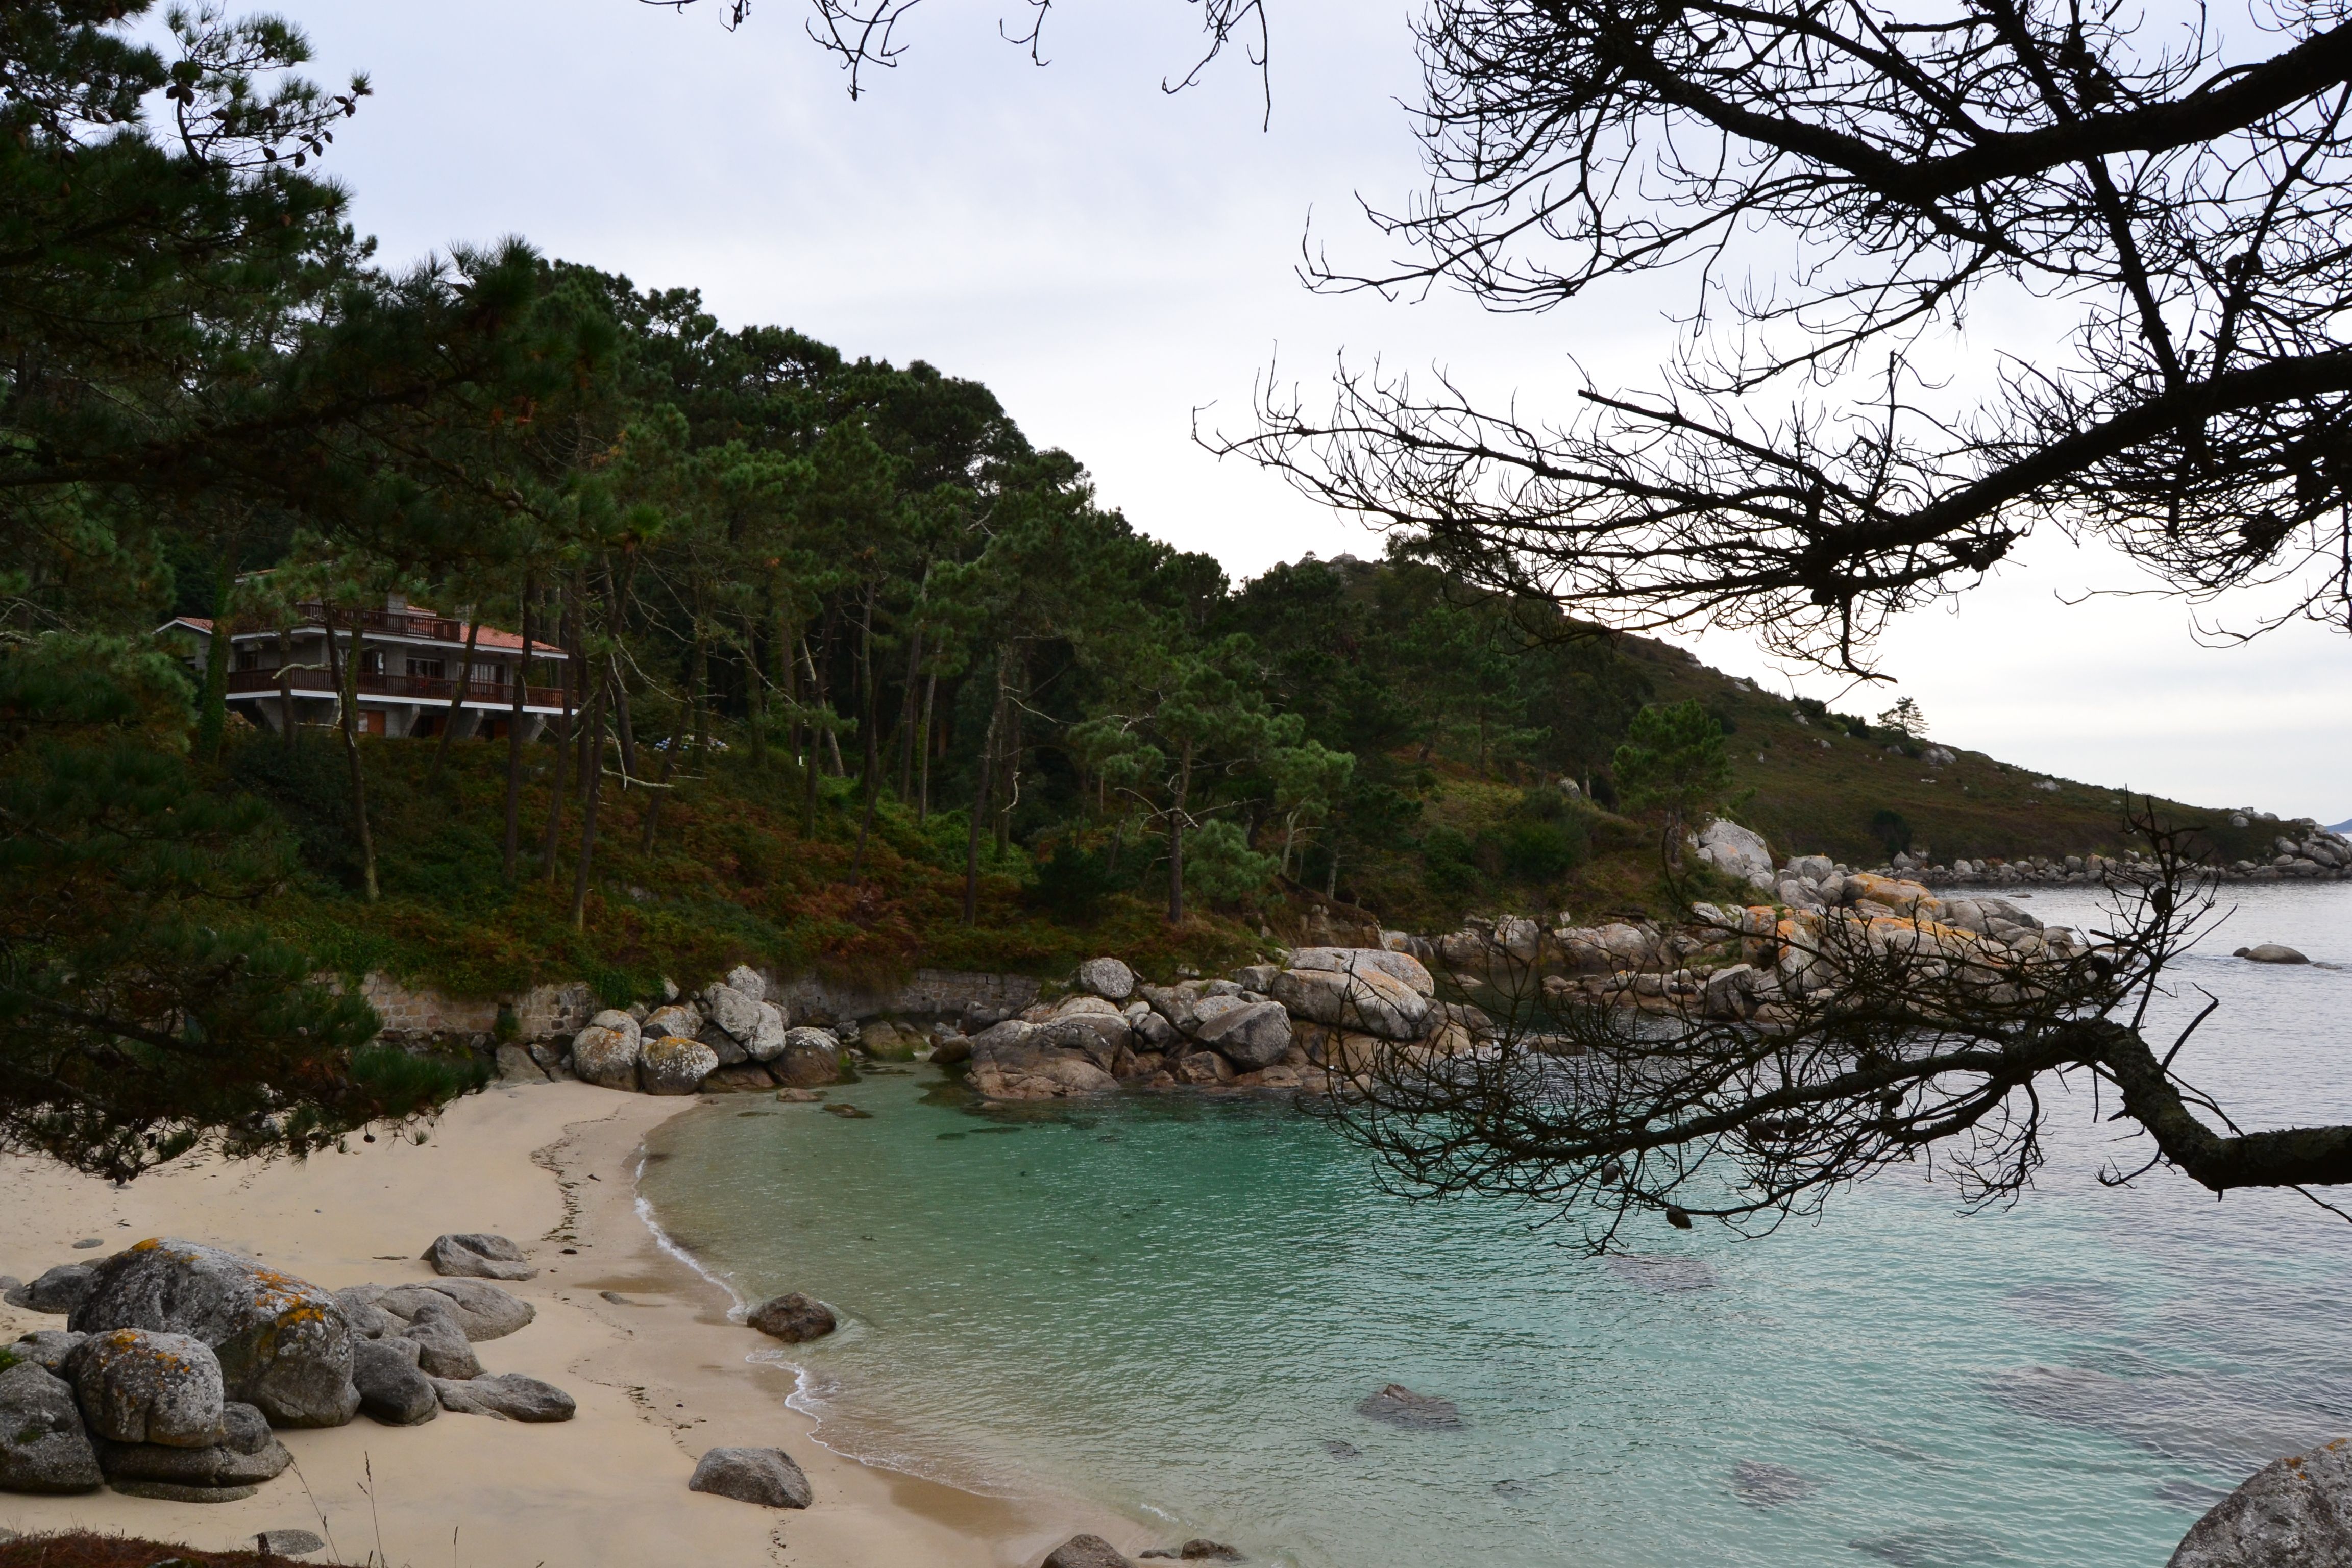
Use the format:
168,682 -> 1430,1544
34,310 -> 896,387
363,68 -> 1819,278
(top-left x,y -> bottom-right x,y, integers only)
161,612 -> 562,658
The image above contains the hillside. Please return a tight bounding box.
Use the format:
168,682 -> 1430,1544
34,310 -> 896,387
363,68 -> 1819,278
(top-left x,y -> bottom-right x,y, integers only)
220,602 -> 2275,1006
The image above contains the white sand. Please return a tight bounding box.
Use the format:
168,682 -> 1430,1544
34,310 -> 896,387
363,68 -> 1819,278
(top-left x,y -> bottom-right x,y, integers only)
0,1082 -> 1151,1565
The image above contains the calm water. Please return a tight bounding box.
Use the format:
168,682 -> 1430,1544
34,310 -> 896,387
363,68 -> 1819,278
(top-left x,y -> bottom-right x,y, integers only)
638,882 -> 2352,1568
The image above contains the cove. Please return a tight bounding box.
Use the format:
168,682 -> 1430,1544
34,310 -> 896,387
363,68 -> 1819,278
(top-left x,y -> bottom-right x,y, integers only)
637,883 -> 2352,1568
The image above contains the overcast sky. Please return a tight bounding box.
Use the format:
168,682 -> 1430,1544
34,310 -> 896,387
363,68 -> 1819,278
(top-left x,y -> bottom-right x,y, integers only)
266,0 -> 2352,823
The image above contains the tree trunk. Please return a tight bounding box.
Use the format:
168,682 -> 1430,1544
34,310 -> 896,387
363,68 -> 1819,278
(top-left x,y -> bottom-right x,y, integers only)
540,586 -> 574,883
1167,739 -> 1193,925
323,607 -> 379,903
502,581 -> 533,883
610,652 -> 637,789
570,668 -> 609,930
196,555 -> 233,763
962,659 -> 1007,926
640,714 -> 683,852
850,589 -> 882,879
427,610 -> 483,787
916,672 -> 936,825
894,625 -> 924,800
275,625 -> 299,756
745,610 -> 769,767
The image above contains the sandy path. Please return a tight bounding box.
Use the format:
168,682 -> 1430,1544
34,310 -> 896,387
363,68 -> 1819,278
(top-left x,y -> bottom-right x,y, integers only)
0,1080 -> 1146,1566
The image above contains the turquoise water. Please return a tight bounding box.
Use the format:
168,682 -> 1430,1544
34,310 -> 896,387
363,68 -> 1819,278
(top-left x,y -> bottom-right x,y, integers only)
638,882 -> 2352,1568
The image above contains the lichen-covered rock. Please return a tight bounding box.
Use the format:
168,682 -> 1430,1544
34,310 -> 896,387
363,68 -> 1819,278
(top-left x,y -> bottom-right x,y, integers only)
701,982 -> 765,1044
746,1293 -> 836,1342
569,1020 -> 642,1092
429,1373 -> 575,1422
2169,1436 -> 2352,1566
1038,1007 -> 1131,1066
968,1048 -> 1119,1100
351,1338 -> 437,1426
375,1279 -> 533,1342
11,1264 -> 95,1315
1077,957 -> 1137,1002
689,1445 -> 811,1508
424,1233 -> 536,1282
69,1239 -> 359,1429
95,1403 -> 289,1487
0,1360 -> 102,1493
66,1329 -> 225,1447
859,1020 -> 924,1059
771,1027 -> 847,1088
744,1000 -> 790,1061
642,1002 -> 701,1040
1285,946 -> 1436,997
1693,819 -> 1776,889
8,1330 -> 86,1373
1269,965 -> 1432,1041
641,1034 -> 720,1095
724,964 -> 768,1004
1188,999 -> 1292,1069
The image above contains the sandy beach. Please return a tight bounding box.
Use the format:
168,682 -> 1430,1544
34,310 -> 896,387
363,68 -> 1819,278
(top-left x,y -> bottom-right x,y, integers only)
0,1081 -> 1145,1565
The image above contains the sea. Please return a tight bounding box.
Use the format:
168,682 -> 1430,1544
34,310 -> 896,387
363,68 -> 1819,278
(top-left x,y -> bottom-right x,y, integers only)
635,880 -> 2352,1568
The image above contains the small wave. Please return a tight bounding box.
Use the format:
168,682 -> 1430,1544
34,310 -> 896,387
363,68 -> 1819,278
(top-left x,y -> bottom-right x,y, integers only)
630,1147 -> 747,1317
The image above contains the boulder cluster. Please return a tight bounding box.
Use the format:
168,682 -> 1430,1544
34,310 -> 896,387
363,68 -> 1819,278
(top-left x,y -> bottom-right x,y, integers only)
519,965 -> 853,1099
938,950 -> 1481,1102
0,1236 -> 568,1504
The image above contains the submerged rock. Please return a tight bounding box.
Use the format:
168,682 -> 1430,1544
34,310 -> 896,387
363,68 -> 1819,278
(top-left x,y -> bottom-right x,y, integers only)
746,1293 -> 836,1343
0,1361 -> 103,1493
1356,1383 -> 1466,1431
688,1445 -> 812,1508
425,1233 -> 537,1282
2169,1435 -> 2352,1566
1730,1460 -> 1819,1507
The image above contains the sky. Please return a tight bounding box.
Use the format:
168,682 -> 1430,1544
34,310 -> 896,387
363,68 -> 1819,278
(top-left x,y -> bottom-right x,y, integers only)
260,0 -> 2352,822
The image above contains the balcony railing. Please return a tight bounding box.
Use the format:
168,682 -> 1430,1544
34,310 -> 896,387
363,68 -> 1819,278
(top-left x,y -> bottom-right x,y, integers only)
226,667 -> 568,708
282,602 -> 564,658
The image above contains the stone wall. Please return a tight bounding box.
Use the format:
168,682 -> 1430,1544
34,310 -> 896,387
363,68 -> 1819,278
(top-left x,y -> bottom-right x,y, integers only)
354,967 -> 1033,1043
356,973 -> 596,1043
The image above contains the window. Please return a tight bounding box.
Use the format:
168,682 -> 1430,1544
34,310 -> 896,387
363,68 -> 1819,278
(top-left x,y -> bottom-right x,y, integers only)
406,657 -> 446,680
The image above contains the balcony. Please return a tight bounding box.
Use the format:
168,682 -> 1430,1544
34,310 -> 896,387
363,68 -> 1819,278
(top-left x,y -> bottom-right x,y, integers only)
226,667 -> 567,709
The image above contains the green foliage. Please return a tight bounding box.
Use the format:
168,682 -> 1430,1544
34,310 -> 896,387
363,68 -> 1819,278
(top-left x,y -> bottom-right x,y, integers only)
1612,700 -> 1734,855
1183,818 -> 1279,906
1871,808 -> 1914,856
1031,840 -> 1118,923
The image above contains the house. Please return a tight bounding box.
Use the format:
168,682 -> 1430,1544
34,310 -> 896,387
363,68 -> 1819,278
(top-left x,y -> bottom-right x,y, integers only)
160,596 -> 569,740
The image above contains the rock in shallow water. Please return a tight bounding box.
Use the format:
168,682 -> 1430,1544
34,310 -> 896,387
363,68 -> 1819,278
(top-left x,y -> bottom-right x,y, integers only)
425,1232 -> 537,1282
2168,1435 -> 2352,1566
688,1445 -> 812,1508
1730,1459 -> 1819,1507
2236,943 -> 2311,964
746,1293 -> 836,1343
1043,1536 -> 1135,1568
0,1361 -> 102,1493
1355,1384 -> 1466,1431
642,1035 -> 722,1095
